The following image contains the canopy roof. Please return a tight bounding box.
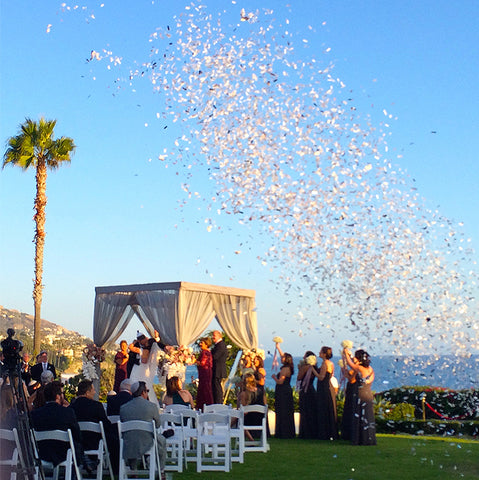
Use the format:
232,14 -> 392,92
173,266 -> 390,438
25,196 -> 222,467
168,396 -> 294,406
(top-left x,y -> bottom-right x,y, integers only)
93,281 -> 258,349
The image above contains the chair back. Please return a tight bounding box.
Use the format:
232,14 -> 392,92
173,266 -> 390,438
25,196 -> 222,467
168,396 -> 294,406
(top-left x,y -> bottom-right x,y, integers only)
0,428 -> 19,480
164,404 -> 190,413
203,404 -> 232,413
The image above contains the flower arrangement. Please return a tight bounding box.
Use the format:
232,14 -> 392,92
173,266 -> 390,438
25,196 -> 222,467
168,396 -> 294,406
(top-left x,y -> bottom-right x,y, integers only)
83,343 -> 106,363
341,340 -> 353,353
305,354 -> 317,366
273,336 -> 283,344
82,343 -> 105,380
165,345 -> 196,365
157,345 -> 195,384
242,348 -> 265,362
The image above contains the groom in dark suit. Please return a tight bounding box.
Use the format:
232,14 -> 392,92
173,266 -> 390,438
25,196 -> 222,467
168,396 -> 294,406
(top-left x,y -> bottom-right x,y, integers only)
211,330 -> 229,404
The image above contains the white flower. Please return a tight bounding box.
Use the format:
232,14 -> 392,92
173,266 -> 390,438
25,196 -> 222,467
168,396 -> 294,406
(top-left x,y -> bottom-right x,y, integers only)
305,354 -> 317,366
341,340 -> 353,349
338,359 -> 344,368
273,336 -> 283,343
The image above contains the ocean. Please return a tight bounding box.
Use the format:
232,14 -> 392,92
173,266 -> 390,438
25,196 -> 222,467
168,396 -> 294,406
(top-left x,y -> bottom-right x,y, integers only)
185,354 -> 479,392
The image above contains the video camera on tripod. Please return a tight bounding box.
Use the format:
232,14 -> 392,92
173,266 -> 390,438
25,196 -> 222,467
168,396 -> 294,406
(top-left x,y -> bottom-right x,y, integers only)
1,328 -> 23,375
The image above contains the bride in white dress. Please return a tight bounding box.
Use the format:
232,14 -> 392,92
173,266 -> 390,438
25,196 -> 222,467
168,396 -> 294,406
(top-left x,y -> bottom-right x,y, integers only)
129,339 -> 161,407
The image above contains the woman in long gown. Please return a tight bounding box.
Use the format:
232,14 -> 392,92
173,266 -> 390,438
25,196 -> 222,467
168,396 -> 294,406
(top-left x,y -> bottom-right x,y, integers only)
271,343 -> 295,438
129,338 -> 161,407
195,337 -> 213,410
297,351 -> 318,439
313,346 -> 338,440
343,348 -> 376,445
113,340 -> 129,393
340,354 -> 359,441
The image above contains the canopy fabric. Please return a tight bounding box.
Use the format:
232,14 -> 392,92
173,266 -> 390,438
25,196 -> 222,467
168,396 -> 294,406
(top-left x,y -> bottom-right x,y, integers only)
93,282 -> 258,350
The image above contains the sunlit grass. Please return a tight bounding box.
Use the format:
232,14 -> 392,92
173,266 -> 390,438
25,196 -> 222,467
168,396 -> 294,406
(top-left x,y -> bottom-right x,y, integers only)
171,435 -> 479,480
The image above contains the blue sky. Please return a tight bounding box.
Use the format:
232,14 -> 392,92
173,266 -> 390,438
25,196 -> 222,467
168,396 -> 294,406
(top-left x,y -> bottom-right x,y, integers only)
1,1 -> 477,356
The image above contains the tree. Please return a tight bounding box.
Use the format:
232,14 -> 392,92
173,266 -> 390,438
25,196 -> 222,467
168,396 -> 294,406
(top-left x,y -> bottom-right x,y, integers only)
3,118 -> 75,355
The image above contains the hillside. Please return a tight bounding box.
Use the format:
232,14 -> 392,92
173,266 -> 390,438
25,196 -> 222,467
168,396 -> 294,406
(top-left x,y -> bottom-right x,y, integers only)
0,304 -> 92,350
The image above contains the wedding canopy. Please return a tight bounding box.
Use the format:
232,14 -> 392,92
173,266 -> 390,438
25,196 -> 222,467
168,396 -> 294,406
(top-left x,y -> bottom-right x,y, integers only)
93,281 -> 258,350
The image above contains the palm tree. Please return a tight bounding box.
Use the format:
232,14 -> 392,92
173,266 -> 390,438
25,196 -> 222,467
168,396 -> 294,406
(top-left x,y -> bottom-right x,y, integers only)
3,118 -> 75,355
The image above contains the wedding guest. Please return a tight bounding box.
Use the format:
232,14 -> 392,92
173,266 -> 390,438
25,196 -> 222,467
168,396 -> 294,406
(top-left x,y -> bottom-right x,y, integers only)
297,350 -> 318,439
107,378 -> 132,415
195,337 -> 213,411
30,351 -> 56,382
239,373 -> 266,441
313,346 -> 338,440
271,342 -> 295,438
340,348 -> 359,441
21,352 -> 32,386
343,348 -> 376,445
113,340 -> 129,393
163,376 -> 194,408
253,354 -> 266,400
0,383 -> 17,428
211,330 -> 228,404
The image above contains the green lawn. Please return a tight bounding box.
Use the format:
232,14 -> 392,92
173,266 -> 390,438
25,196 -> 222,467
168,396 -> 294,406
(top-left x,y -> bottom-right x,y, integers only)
171,435 -> 479,480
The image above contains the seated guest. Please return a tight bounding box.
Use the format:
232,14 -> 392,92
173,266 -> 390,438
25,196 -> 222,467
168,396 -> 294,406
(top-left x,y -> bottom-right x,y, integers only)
163,376 -> 194,408
30,370 -> 64,410
107,378 -> 132,416
70,379 -> 119,473
120,381 -> 167,480
0,383 -> 17,429
31,381 -> 90,470
239,373 -> 266,440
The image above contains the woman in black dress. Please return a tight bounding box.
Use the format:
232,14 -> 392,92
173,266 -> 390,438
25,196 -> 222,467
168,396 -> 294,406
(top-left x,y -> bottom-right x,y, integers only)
343,348 -> 376,445
271,343 -> 295,438
339,355 -> 359,441
313,346 -> 338,440
297,351 -> 318,439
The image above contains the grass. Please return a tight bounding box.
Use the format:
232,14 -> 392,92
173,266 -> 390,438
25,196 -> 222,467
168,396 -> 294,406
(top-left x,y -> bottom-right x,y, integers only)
170,435 -> 479,480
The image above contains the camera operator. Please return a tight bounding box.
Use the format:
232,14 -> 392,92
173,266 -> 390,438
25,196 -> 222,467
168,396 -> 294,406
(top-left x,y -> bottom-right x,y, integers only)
0,328 -> 23,377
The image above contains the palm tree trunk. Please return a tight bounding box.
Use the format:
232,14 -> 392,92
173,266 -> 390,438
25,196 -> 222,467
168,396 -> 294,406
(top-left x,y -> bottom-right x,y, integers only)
33,158 -> 47,355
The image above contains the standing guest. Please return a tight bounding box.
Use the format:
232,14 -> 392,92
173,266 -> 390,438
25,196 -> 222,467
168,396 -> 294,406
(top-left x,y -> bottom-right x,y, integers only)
271,342 -> 295,438
107,379 -> 132,416
343,349 -> 376,445
21,352 -> 32,386
0,383 -> 17,428
163,376 -> 194,408
120,381 -> 167,480
194,337 -> 213,410
238,373 -> 266,441
30,351 -> 56,383
211,330 -> 228,404
313,346 -> 338,440
297,351 -> 318,439
240,352 -> 254,376
113,340 -> 129,393
253,354 -> 266,401
70,379 -> 119,474
31,381 -> 91,471
340,350 -> 359,441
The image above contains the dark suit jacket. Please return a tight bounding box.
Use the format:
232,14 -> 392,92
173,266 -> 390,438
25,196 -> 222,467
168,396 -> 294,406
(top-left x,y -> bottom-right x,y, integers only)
211,340 -> 228,379
30,362 -> 56,382
107,391 -> 132,416
70,396 -> 112,450
31,401 -> 82,466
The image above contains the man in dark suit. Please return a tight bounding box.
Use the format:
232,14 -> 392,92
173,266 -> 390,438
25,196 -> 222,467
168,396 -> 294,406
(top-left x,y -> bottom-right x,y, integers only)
107,378 -> 132,415
211,330 -> 229,404
31,381 -> 84,467
30,350 -> 56,382
70,379 -> 119,473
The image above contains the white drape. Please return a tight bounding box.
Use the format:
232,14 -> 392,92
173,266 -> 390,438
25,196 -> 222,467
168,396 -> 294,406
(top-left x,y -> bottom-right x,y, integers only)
210,293 -> 258,350
93,293 -> 135,347
93,282 -> 258,350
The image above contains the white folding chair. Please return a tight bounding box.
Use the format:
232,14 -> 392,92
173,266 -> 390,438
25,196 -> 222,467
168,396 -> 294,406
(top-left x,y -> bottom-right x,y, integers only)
240,404 -> 270,452
228,409 -> 245,463
78,421 -> 114,480
203,403 -> 232,413
180,409 -> 198,463
196,413 -> 231,472
158,413 -> 183,472
107,415 -> 120,424
163,404 -> 190,414
118,420 -> 159,480
33,428 -> 82,480
0,428 -> 19,480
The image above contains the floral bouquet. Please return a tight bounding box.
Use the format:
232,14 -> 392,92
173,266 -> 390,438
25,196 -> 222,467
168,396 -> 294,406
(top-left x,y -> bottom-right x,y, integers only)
158,345 -> 196,384
341,340 -> 353,355
82,343 -> 105,380
305,354 -> 317,366
273,336 -> 283,344
166,345 -> 196,365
